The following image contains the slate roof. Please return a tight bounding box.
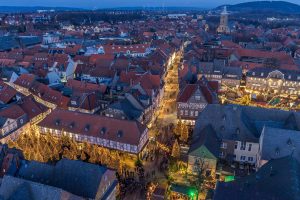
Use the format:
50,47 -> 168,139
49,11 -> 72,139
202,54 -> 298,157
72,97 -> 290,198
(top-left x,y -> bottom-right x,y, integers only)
0,36 -> 20,51
246,67 -> 300,81
18,36 -> 42,47
0,175 -> 83,200
109,98 -> 143,120
18,159 -> 112,199
7,182 -> 33,200
194,104 -> 300,143
260,127 -> 300,163
197,61 -> 242,80
0,117 -> 7,128
213,156 -> 300,200
189,125 -> 220,160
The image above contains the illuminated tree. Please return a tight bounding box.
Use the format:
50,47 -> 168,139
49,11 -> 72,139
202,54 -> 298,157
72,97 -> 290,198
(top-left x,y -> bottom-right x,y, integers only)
8,127 -> 130,172
62,147 -> 77,160
88,146 -> 98,163
180,124 -> 189,143
80,151 -> 87,161
171,139 -> 180,158
7,140 -> 18,149
174,120 -> 182,136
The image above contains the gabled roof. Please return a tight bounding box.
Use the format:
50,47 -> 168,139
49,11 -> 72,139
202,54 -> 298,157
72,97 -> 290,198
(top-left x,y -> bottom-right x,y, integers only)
101,44 -> 150,54
246,67 -> 300,81
194,104 -> 300,143
89,54 -> 115,65
189,125 -> 220,160
0,175 -> 84,200
0,81 -> 17,104
68,92 -> 98,111
119,72 -> 161,96
14,74 -> 35,89
234,48 -> 295,65
177,78 -> 218,104
41,89 -> 70,108
19,95 -> 48,121
0,104 -> 26,120
18,159 -> 114,199
38,109 -> 147,147
66,79 -> 106,94
108,98 -> 143,120
260,127 -> 300,163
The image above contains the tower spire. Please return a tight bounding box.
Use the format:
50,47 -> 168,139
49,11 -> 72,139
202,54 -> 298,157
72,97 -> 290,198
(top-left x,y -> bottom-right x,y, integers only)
217,6 -> 230,33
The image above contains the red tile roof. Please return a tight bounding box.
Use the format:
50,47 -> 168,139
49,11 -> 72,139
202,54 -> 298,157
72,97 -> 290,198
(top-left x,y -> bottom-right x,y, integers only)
89,54 -> 115,65
19,95 -> 48,120
66,79 -> 107,94
120,72 -> 161,95
38,109 -> 147,147
0,104 -> 26,119
0,59 -> 16,67
28,81 -> 69,109
100,44 -> 150,55
69,92 -> 98,111
0,82 -> 17,104
14,74 -> 35,89
234,49 -> 295,65
221,40 -> 241,49
177,80 -> 218,104
42,89 -> 69,108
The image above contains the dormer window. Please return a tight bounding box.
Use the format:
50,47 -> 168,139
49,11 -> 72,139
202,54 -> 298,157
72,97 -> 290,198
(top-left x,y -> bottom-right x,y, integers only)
195,95 -> 201,101
287,138 -> 292,146
69,122 -> 75,128
100,127 -> 106,135
55,119 -> 60,126
117,130 -> 123,138
222,115 -> 226,121
84,124 -> 90,131
275,147 -> 280,156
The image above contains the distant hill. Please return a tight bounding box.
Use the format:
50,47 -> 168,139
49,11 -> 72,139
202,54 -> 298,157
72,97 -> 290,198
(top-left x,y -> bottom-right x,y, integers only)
216,1 -> 300,14
0,6 -> 85,13
99,7 -> 205,11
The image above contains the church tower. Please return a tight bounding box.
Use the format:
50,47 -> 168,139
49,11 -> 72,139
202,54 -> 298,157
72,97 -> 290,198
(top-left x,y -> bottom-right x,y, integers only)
217,6 -> 230,34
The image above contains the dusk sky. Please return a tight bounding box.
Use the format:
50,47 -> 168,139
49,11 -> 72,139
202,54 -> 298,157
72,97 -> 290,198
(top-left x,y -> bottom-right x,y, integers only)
0,0 -> 299,9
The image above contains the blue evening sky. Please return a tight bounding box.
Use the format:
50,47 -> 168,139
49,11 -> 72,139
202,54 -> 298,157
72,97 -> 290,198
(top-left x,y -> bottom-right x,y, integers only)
0,0 -> 299,9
